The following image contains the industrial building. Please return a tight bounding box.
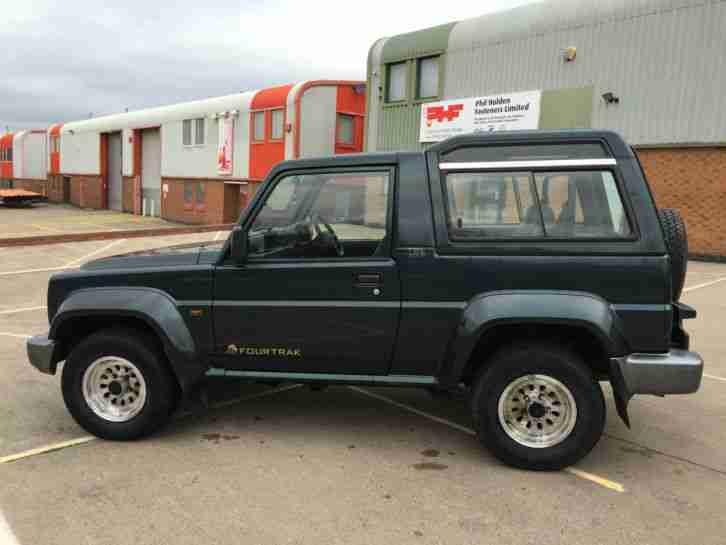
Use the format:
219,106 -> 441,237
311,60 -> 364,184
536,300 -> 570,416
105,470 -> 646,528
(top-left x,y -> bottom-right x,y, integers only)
365,0 -> 726,257
11,130 -> 48,194
51,80 -> 364,224
0,133 -> 13,188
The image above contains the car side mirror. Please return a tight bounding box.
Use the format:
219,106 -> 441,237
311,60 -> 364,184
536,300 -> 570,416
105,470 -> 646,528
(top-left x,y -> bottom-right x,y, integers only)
230,226 -> 248,264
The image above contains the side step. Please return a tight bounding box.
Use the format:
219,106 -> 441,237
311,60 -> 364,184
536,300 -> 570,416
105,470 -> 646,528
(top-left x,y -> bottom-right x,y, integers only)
206,368 -> 438,387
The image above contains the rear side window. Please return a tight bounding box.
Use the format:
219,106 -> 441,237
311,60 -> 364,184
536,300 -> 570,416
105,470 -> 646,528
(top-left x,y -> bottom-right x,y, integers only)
443,169 -> 631,240
445,172 -> 543,238
534,171 -> 630,238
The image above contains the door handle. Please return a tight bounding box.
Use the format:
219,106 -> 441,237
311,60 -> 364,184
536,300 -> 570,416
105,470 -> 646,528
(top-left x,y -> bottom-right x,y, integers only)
354,272 -> 382,288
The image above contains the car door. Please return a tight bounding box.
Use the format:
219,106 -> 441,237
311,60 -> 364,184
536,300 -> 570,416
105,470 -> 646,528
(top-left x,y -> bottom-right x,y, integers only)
211,167 -> 400,375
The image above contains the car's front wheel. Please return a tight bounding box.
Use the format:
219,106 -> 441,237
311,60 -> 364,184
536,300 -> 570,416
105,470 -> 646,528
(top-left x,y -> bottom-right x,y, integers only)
61,329 -> 179,440
472,343 -> 605,470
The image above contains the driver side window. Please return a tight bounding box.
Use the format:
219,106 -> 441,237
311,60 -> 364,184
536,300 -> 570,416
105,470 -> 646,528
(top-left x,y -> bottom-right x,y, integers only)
248,171 -> 390,259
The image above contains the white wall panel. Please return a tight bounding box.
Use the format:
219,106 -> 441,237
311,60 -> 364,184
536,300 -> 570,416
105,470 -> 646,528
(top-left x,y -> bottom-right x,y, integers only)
299,86 -> 337,159
285,82 -> 308,159
60,129 -> 100,175
234,91 -> 255,178
161,118 -> 218,178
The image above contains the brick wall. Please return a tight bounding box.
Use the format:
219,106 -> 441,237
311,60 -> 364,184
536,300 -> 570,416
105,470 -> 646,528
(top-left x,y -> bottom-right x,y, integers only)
69,175 -> 104,209
636,147 -> 726,257
161,178 -> 261,225
46,175 -> 69,203
13,179 -> 48,195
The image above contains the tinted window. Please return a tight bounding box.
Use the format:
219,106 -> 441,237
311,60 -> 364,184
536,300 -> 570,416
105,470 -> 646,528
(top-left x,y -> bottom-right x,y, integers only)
271,109 -> 284,140
443,143 -> 609,163
337,114 -> 354,144
444,172 -> 543,239
253,111 -> 265,142
184,182 -> 193,203
249,172 -> 390,258
196,182 -> 206,204
387,62 -> 407,102
417,56 -> 439,99
194,118 -> 205,145
183,120 -> 192,146
534,171 -> 631,238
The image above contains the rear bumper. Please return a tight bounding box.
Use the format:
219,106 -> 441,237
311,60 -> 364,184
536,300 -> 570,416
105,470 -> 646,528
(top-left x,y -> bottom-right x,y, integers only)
27,334 -> 58,375
611,349 -> 703,396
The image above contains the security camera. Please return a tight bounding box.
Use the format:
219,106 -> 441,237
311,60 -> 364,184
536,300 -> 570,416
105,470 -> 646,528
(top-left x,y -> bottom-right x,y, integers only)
602,92 -> 620,105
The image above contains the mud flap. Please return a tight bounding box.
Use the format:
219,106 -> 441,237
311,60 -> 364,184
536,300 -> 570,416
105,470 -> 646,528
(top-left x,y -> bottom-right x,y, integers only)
609,358 -> 632,428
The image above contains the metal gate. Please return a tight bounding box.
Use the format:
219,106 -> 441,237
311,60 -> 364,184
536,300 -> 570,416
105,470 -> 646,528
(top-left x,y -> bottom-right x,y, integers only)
141,128 -> 161,217
107,132 -> 123,211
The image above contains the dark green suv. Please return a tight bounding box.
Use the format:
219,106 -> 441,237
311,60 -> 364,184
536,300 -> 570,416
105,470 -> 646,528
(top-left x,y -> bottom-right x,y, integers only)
27,130 -> 703,470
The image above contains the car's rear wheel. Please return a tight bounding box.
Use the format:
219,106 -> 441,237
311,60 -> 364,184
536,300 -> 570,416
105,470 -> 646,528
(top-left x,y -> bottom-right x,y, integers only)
61,329 -> 179,440
472,343 -> 605,470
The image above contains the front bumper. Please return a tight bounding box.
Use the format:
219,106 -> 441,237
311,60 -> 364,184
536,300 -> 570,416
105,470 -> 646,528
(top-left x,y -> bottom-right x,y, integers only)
611,349 -> 703,397
27,334 -> 58,375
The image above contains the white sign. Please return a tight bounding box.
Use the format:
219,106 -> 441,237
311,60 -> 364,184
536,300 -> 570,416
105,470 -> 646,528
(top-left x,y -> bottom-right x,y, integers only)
419,90 -> 541,143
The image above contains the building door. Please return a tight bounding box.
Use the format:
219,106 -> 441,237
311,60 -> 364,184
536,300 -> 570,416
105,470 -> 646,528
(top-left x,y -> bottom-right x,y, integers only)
141,128 -> 161,217
107,132 -> 123,211
62,177 -> 71,203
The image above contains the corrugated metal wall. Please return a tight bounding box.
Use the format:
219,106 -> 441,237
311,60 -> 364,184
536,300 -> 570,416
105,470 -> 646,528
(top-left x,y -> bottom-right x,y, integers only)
444,0 -> 726,146
377,102 -> 425,152
368,0 -> 726,149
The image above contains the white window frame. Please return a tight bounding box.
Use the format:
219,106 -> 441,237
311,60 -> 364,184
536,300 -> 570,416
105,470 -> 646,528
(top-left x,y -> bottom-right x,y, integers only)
337,114 -> 355,145
416,56 -> 440,100
386,61 -> 408,103
183,117 -> 206,147
270,109 -> 284,141
252,111 -> 266,142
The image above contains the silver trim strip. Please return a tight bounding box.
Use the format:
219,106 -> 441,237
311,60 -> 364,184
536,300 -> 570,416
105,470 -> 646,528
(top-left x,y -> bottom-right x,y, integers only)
177,300 -> 467,309
438,159 -> 617,171
612,304 -> 670,312
403,301 -> 467,309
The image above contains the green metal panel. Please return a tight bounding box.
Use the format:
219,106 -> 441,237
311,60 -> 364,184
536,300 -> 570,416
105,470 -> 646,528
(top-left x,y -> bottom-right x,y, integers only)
539,87 -> 594,129
378,102 -> 424,152
381,22 -> 456,63
371,22 -> 457,152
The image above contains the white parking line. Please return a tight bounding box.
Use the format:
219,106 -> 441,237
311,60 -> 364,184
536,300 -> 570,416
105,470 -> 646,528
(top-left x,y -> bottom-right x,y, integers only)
0,510 -> 21,545
704,373 -> 726,383
0,266 -> 68,277
0,384 -> 301,465
349,386 -> 626,493
0,307 -> 46,316
0,239 -> 127,278
683,275 -> 726,293
0,436 -> 96,464
0,332 -> 30,339
62,239 -> 126,268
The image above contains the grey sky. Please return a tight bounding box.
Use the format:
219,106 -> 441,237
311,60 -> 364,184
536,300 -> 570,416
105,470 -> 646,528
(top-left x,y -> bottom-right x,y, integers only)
0,0 -> 533,132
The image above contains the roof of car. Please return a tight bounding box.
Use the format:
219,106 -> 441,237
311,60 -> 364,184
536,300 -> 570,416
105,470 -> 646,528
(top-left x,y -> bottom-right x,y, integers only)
272,130 -> 633,175
428,129 -> 632,157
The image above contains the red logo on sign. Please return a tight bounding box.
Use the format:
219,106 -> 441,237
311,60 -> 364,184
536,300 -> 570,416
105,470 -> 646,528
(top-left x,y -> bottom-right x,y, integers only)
426,104 -> 464,127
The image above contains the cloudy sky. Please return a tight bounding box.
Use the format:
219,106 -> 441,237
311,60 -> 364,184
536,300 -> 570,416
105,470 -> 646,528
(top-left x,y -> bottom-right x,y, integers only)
0,0 -> 533,132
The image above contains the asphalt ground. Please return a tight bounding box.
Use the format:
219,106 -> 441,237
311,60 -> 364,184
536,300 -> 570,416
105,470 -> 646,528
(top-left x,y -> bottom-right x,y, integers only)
0,202 -> 176,239
0,236 -> 725,544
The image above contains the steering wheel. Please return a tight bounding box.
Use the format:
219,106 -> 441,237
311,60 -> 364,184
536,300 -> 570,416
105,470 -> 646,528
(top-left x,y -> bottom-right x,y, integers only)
313,218 -> 344,257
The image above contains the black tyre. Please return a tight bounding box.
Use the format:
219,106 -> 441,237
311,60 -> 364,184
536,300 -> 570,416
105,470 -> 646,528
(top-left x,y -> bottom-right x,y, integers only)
61,328 -> 179,440
658,208 -> 688,301
472,343 -> 605,471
